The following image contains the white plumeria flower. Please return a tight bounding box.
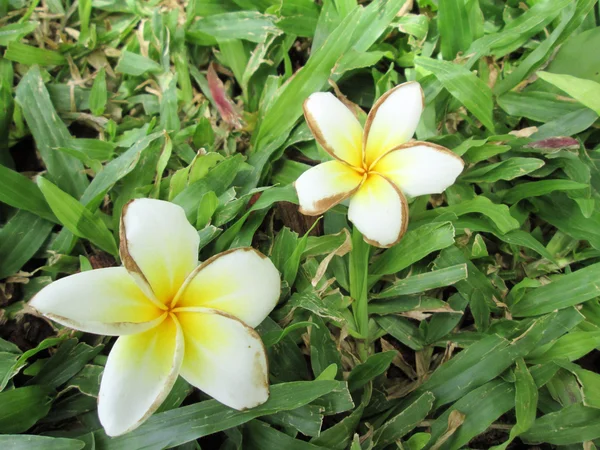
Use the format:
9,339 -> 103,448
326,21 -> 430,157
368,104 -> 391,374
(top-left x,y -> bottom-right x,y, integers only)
295,82 -> 464,247
30,199 -> 280,436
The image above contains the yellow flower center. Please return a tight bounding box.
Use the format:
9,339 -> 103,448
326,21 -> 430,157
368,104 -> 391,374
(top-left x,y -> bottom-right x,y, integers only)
350,159 -> 379,181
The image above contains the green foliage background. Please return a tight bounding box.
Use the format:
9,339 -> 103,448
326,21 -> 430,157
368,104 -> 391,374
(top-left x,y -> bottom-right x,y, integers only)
1,0 -> 600,449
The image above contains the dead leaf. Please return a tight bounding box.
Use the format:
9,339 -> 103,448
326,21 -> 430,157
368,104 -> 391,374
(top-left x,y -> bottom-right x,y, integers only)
312,229 -> 352,287
429,410 -> 466,450
509,126 -> 538,138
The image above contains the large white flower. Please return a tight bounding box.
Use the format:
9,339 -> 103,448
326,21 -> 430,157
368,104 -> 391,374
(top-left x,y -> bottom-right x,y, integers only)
30,199 -> 281,436
295,82 -> 464,247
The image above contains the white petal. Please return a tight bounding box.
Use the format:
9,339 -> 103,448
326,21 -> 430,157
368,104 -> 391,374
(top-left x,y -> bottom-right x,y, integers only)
174,248 -> 280,328
295,160 -> 364,216
120,198 -> 200,306
364,82 -> 424,167
304,92 -> 364,168
373,142 -> 464,198
348,174 -> 408,248
29,267 -> 164,336
98,315 -> 183,436
177,308 -> 269,410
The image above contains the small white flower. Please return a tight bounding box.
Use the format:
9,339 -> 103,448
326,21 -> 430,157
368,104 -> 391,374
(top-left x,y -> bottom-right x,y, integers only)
30,199 -> 280,436
295,82 -> 464,247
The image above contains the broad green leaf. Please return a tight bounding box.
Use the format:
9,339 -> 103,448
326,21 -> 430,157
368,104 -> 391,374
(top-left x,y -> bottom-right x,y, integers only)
195,191 -> 219,229
0,436 -> 84,450
28,339 -> 103,389
528,331 -> 600,364
405,433 -> 431,450
334,49 -> 386,75
347,351 -> 395,392
415,56 -> 495,132
411,314 -> 552,408
282,225 -> 314,286
15,66 -> 88,198
547,25 -> 600,84
0,164 -> 56,222
68,364 -> 104,398
375,315 -> 426,351
258,318 -> 309,382
212,184 -> 296,252
512,262 -> 600,317
4,41 -> 65,65
514,359 -> 538,431
80,131 -> 163,208
265,404 -> 325,437
466,0 -> 572,59
493,0 -> 596,95
94,380 -> 340,449
62,138 -> 115,161
370,222 -> 455,276
347,0 -> 407,56
0,21 -> 38,45
538,71 -> 600,115
374,264 -> 467,298
174,154 -> 245,221
78,0 -> 92,42
470,289 -> 490,331
521,404 -> 600,445
310,315 -> 342,379
0,59 -> 12,167
115,51 -> 162,76
277,0 -> 320,37
310,404 -> 364,450
502,180 -> 589,204
349,226 -> 370,340
532,108 -> 599,140
303,230 -> 350,258
159,73 -> 180,132
288,291 -> 346,324
411,196 -> 519,234
558,361 -> 600,409
89,68 -> 107,116
188,12 -> 280,44
369,296 -> 456,316
499,230 -> 556,263
462,158 -> 545,183
438,0 -> 471,60
545,368 -> 584,407
219,38 -> 250,90
38,177 -> 118,256
491,359 -> 538,450
434,245 -> 501,305
425,294 -> 468,344
311,381 -> 354,415
373,392 -> 435,447
428,380 -> 514,450
0,386 -> 52,433
244,420 -> 326,449
497,91 -> 585,123
0,352 -> 19,391
0,339 -> 20,354
0,210 -> 53,279
192,117 -> 215,150
272,226 -> 300,274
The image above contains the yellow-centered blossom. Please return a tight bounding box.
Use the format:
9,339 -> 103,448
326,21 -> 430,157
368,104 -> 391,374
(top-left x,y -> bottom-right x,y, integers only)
30,199 -> 281,436
295,82 -> 464,247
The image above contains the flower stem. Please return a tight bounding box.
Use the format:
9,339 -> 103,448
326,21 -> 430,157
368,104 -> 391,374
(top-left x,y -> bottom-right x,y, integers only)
349,227 -> 371,361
